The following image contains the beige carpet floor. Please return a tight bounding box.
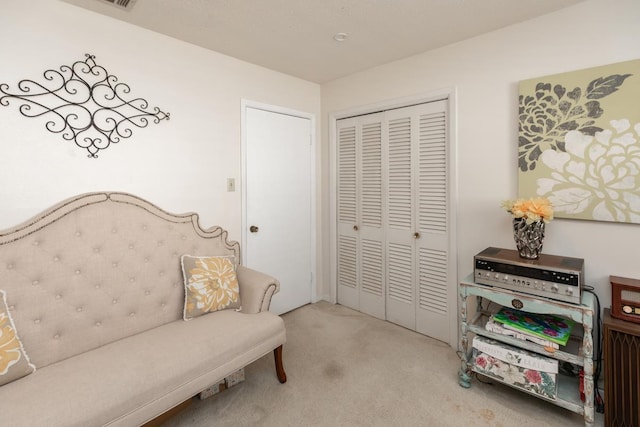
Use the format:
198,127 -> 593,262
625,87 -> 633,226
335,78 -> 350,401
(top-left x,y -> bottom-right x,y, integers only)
163,301 -> 603,426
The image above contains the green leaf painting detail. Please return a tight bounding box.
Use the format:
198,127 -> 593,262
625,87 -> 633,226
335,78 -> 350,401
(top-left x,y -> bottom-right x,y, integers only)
518,74 -> 631,172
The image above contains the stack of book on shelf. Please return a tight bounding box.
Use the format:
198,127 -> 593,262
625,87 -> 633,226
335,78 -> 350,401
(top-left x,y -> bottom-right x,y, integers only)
486,307 -> 575,349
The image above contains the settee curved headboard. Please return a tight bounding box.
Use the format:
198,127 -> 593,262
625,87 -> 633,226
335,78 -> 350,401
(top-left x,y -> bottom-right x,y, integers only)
0,192 -> 240,259
0,192 -> 240,368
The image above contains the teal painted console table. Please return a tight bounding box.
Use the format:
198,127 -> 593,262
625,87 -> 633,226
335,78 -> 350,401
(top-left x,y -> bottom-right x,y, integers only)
458,275 -> 595,426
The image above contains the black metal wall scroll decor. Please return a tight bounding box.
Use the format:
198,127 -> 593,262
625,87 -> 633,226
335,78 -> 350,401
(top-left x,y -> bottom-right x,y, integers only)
0,54 -> 170,158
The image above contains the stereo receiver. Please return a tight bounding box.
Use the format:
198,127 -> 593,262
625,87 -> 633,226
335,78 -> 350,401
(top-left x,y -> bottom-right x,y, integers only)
474,247 -> 584,304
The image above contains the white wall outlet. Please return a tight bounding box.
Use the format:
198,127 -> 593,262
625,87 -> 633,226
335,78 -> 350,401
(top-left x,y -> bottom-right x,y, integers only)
227,178 -> 235,192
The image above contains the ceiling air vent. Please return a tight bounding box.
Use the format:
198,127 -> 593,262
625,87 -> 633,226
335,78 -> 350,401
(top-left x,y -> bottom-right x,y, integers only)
97,0 -> 137,10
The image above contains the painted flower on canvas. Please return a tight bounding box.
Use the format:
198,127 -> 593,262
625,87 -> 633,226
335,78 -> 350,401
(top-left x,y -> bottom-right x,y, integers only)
536,122 -> 640,223
518,75 -> 629,172
518,59 -> 640,223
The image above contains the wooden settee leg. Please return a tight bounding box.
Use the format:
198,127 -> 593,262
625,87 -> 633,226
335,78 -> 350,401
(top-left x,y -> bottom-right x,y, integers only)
274,345 -> 287,383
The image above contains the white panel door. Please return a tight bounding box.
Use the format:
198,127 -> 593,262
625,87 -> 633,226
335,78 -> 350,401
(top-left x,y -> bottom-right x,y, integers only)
245,106 -> 312,315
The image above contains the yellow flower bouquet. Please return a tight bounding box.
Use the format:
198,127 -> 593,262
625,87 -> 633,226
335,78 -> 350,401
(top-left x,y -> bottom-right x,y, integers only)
502,197 -> 554,224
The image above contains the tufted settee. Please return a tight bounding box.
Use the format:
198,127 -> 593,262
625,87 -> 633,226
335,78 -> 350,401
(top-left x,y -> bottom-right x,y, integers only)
0,192 -> 287,426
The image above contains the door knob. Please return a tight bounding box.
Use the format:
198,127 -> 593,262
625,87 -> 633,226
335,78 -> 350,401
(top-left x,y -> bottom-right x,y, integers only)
414,232 -> 420,239
353,225 -> 359,231
250,225 -> 259,233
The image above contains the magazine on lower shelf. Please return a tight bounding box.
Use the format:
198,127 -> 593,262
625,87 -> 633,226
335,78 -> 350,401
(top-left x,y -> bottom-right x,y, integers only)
491,307 -> 575,347
485,317 -> 559,349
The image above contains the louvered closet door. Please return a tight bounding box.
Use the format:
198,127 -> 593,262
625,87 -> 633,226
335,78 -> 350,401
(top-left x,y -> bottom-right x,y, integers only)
336,113 -> 385,319
414,101 -> 449,342
385,100 -> 449,341
336,99 -> 450,342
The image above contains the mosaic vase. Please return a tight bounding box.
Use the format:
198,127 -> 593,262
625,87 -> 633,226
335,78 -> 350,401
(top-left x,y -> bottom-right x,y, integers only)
512,218 -> 545,259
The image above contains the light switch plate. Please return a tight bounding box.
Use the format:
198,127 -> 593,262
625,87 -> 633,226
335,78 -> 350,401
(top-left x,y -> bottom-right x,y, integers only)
227,178 -> 235,192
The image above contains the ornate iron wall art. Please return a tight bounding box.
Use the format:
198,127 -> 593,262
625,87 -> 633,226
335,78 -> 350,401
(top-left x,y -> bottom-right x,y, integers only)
0,54 -> 170,158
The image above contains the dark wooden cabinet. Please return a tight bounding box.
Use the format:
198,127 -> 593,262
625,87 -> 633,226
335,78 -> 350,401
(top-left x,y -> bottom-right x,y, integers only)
604,308 -> 640,427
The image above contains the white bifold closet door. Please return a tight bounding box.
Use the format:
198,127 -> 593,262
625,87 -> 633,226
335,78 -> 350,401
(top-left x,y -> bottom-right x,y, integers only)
337,100 -> 450,343
337,112 -> 386,320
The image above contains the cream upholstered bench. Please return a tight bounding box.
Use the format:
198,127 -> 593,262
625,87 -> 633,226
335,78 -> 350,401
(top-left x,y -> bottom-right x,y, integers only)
0,192 -> 286,426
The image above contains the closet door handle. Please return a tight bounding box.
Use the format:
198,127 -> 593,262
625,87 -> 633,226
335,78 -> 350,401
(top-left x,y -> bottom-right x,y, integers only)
414,232 -> 420,239
353,225 -> 359,231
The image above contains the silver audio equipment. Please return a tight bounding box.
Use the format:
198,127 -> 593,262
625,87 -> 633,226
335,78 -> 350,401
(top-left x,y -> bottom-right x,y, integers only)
474,247 -> 584,304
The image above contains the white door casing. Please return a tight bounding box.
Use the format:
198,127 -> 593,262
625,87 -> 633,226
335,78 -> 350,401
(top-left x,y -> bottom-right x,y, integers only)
242,102 -> 316,315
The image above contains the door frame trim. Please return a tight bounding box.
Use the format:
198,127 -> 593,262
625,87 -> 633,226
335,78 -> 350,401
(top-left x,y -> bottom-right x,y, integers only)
328,87 -> 458,348
241,99 -> 318,304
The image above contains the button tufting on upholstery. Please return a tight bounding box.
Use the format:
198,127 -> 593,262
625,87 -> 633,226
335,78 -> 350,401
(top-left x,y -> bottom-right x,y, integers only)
0,193 -> 261,378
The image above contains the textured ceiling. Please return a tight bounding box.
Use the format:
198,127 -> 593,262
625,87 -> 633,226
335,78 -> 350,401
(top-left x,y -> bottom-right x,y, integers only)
60,0 -> 585,83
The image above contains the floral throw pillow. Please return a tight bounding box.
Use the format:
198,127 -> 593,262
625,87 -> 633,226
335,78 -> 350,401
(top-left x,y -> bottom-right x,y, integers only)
0,290 -> 35,385
181,255 -> 241,320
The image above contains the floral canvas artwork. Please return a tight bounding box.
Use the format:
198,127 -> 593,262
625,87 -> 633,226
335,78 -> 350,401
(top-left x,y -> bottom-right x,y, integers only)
518,59 -> 640,223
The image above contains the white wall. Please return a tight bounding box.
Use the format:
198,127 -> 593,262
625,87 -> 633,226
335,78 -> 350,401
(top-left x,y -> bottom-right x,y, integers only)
3,0 -> 639,313
0,0 -> 321,249
321,0 -> 640,312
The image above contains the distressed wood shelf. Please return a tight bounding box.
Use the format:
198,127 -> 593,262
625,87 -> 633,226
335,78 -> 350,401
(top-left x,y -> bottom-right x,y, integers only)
458,274 -> 595,426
